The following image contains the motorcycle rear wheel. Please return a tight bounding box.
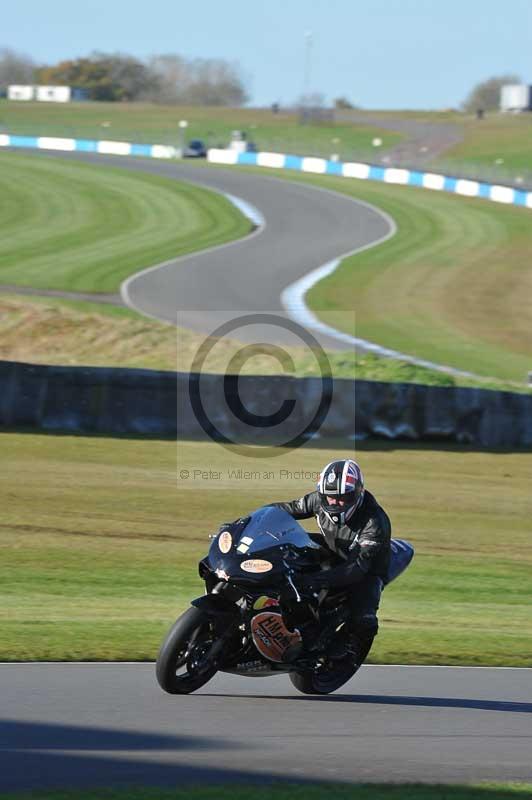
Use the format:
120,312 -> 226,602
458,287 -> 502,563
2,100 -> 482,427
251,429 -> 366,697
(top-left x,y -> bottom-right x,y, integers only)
156,607 -> 218,694
289,658 -> 359,695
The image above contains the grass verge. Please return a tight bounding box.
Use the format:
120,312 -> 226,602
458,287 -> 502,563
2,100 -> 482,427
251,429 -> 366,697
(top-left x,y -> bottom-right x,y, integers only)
0,100 -> 402,158
441,113 -> 532,173
2,433 -> 531,664
5,99 -> 532,175
3,785 -> 532,800
0,151 -> 251,292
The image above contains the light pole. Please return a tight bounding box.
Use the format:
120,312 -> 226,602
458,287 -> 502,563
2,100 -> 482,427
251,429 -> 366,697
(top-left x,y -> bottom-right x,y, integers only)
178,120 -> 188,156
303,30 -> 313,105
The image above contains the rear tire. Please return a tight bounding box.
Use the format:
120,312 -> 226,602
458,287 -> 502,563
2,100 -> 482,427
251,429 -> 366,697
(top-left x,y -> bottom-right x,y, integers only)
290,634 -> 374,695
289,658 -> 359,695
156,607 -> 218,695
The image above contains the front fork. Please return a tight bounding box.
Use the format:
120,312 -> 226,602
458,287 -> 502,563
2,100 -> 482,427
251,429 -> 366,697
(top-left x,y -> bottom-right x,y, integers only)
191,584 -> 243,667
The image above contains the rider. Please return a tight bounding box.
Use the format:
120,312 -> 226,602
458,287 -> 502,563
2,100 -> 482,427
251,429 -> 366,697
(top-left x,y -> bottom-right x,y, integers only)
272,458 -> 391,662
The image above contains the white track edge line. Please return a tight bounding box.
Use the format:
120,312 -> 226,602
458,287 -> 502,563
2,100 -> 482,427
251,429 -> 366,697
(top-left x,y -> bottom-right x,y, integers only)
280,205 -> 478,379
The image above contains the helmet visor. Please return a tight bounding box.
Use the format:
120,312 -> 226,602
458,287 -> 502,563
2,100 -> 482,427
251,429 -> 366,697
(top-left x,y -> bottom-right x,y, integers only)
319,490 -> 359,513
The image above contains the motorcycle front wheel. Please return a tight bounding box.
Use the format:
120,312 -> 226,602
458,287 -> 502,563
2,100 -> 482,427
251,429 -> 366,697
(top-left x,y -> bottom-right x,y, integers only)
156,606 -> 218,694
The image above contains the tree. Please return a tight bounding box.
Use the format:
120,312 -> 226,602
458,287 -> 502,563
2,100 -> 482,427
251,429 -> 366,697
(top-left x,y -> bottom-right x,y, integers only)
147,54 -> 249,105
334,96 -> 357,110
461,74 -> 522,112
32,50 -> 248,105
36,52 -> 160,101
0,47 -> 36,88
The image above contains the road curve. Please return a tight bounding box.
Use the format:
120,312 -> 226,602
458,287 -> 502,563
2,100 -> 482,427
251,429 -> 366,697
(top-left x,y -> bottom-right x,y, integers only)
11,150 -> 393,349
2,664 -> 531,790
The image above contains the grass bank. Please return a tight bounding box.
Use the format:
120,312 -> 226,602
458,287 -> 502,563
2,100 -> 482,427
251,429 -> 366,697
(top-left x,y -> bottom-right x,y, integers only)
2,433 -> 531,664
1,294 -> 528,394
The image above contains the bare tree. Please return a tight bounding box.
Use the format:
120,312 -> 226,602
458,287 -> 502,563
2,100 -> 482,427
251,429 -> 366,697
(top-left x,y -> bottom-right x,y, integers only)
461,74 -> 522,112
0,47 -> 36,88
145,54 -> 189,103
147,54 -> 249,105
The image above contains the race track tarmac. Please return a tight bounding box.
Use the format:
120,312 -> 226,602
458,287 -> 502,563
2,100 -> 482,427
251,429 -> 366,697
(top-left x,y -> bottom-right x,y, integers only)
2,664 -> 532,790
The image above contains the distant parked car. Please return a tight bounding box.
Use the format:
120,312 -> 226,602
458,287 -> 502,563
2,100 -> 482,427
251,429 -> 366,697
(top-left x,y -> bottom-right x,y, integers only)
183,139 -> 207,158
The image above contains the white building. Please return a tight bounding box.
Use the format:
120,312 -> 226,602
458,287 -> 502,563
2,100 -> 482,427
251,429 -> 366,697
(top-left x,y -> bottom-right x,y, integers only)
7,85 -> 35,101
7,85 -> 81,103
500,84 -> 532,112
35,86 -> 72,103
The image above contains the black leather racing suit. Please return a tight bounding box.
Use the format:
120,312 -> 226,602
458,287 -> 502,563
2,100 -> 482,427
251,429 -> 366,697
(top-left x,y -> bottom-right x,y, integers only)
273,489 -> 391,643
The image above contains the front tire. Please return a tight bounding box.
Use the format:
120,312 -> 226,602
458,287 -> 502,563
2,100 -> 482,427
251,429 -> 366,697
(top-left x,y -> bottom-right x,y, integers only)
156,607 -> 218,694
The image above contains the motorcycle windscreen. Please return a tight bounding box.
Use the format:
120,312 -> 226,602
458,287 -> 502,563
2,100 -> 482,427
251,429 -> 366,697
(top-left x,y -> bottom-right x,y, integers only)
237,506 -> 321,555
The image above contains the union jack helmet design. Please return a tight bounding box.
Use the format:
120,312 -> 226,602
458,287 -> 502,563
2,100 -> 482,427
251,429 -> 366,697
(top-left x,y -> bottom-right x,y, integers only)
317,458 -> 365,526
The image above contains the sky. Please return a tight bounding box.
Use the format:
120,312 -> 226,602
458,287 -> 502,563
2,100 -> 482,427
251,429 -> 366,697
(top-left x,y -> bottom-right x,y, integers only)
3,0 -> 532,109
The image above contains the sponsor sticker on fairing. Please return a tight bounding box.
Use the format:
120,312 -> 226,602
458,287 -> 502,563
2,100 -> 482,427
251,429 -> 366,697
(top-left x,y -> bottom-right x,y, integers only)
250,612 -> 303,662
218,531 -> 232,554
240,559 -> 273,573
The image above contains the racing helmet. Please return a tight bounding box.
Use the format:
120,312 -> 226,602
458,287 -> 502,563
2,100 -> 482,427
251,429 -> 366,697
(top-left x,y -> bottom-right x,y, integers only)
318,459 -> 365,526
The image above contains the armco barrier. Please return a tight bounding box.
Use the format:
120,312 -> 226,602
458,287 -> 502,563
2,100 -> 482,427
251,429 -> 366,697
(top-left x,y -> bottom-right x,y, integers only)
1,133 -> 531,209
1,361 -> 531,448
0,133 -> 177,159
207,149 -> 532,210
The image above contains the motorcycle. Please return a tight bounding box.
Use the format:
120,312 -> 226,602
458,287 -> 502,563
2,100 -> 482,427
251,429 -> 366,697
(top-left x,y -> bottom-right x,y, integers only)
156,505 -> 414,695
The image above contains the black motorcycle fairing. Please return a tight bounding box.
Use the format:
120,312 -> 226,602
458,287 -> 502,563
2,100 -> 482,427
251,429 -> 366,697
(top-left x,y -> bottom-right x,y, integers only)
191,594 -> 240,618
204,506 -> 323,587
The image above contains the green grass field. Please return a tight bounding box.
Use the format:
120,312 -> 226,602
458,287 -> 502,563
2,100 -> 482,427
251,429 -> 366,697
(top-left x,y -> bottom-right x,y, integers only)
0,151 -> 250,292
2,432 -> 531,665
4,784 -> 532,800
0,100 -> 402,160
